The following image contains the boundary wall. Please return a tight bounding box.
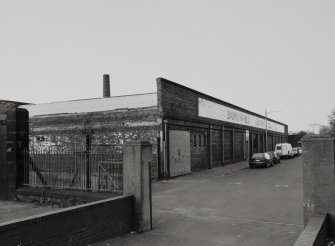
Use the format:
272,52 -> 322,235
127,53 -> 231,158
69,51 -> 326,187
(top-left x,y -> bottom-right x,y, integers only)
0,195 -> 134,246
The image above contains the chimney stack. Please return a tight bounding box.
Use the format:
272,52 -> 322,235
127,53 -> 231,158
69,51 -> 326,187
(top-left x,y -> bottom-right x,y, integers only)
103,74 -> 110,98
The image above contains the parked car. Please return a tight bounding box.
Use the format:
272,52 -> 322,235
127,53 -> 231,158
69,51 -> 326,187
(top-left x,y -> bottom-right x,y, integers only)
292,147 -> 298,157
266,151 -> 281,164
275,143 -> 294,159
249,152 -> 273,168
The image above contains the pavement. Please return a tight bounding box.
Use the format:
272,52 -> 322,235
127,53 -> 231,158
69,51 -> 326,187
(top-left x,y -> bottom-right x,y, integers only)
93,157 -> 304,246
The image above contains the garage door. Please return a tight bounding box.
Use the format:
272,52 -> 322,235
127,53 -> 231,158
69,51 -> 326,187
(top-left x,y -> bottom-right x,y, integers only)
169,130 -> 191,177
224,130 -> 232,162
234,131 -> 244,161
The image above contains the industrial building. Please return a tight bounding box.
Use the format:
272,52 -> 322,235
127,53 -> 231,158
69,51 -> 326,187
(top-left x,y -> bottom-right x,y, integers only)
19,76 -> 288,179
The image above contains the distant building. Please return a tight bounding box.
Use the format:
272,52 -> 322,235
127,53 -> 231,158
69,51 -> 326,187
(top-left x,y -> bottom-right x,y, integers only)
19,76 -> 288,179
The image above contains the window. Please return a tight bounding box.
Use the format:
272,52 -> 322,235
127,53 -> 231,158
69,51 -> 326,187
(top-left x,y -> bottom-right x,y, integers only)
193,133 -> 207,149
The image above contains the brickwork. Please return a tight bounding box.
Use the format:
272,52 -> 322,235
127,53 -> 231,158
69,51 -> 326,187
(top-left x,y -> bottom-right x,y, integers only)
157,78 -> 287,135
157,78 -> 287,172
0,100 -> 27,114
0,195 -> 134,246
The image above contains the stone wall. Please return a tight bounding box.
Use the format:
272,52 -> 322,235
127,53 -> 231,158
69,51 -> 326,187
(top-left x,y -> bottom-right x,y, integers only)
302,134 -> 335,225
26,106 -> 161,178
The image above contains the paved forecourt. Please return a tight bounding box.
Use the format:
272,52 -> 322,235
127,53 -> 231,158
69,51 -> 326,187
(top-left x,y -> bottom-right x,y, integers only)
94,157 -> 303,246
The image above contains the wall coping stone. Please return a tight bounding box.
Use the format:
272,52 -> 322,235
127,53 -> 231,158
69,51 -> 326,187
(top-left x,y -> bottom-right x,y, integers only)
0,195 -> 133,229
294,214 -> 329,246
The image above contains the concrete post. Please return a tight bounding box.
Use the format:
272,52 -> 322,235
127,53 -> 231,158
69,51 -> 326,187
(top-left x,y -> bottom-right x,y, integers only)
302,134 -> 335,226
123,141 -> 152,232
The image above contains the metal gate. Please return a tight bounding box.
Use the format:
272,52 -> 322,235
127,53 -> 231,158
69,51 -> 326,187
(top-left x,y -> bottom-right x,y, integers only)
169,130 -> 191,177
23,147 -> 123,194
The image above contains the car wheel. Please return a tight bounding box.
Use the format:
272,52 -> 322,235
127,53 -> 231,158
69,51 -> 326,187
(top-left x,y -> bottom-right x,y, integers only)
249,164 -> 254,169
278,159 -> 281,164
266,162 -> 271,168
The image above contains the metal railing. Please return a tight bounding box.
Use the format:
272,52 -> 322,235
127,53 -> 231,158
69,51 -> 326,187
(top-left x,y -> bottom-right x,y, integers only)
23,146 -> 123,194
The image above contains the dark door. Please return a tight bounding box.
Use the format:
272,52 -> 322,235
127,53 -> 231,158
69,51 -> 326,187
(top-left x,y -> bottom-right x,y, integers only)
191,132 -> 208,171
224,130 -> 232,163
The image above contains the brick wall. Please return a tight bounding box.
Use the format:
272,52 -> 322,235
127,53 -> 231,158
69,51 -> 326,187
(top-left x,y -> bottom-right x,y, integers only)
157,78 -> 287,166
157,77 -> 287,135
0,195 -> 134,246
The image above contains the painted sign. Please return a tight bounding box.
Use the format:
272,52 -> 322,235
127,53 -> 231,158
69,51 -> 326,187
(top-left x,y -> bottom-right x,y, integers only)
198,98 -> 285,133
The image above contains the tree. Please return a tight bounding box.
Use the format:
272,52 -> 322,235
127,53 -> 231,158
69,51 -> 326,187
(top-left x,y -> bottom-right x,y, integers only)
319,108 -> 335,134
319,125 -> 332,134
328,108 -> 335,131
297,130 -> 308,136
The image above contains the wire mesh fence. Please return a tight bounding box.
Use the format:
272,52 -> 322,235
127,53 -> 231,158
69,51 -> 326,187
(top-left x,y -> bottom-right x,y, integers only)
23,146 -> 123,194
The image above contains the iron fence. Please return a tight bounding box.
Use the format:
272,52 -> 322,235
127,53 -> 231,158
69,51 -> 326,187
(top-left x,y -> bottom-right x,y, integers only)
23,146 -> 123,194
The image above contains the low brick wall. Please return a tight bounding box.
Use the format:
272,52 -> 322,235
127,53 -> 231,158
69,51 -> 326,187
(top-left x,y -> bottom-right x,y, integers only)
294,214 -> 328,246
0,195 -> 134,246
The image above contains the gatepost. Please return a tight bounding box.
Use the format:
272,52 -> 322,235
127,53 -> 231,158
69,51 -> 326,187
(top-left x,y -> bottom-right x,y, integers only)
123,141 -> 152,232
302,134 -> 335,225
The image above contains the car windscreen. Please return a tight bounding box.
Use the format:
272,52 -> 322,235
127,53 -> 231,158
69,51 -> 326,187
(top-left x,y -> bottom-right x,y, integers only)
266,152 -> 274,157
252,153 -> 265,159
276,146 -> 282,150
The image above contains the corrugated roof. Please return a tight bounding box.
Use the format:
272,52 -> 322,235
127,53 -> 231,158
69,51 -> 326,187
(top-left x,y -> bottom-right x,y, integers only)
19,93 -> 157,117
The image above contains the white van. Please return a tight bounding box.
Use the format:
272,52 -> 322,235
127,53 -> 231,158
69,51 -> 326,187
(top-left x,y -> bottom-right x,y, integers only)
275,143 -> 294,159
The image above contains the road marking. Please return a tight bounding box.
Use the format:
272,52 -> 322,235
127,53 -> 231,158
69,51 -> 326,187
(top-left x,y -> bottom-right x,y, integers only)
155,209 -> 303,228
275,184 -> 289,188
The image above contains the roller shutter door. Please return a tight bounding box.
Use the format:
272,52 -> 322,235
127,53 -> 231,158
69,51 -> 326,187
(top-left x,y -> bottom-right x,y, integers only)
234,131 -> 244,161
211,129 -> 222,167
224,130 -> 232,163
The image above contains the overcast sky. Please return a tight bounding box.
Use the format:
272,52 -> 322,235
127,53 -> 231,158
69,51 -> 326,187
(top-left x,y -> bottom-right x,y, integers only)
1,0 -> 334,133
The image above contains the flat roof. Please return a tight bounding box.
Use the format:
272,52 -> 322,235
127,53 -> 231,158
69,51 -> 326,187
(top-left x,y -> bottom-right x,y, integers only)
19,93 -> 157,117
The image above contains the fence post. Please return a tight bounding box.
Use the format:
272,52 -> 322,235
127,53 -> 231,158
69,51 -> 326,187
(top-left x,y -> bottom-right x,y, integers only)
123,141 -> 152,232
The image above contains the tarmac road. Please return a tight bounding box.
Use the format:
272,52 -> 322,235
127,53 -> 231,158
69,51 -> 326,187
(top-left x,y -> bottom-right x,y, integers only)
94,156 -> 303,246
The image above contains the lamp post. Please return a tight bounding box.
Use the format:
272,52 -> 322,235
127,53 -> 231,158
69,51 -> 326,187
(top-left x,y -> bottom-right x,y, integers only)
265,109 -> 281,152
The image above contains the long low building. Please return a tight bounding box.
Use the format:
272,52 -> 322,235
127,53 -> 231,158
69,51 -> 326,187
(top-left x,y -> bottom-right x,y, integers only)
19,76 -> 288,179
